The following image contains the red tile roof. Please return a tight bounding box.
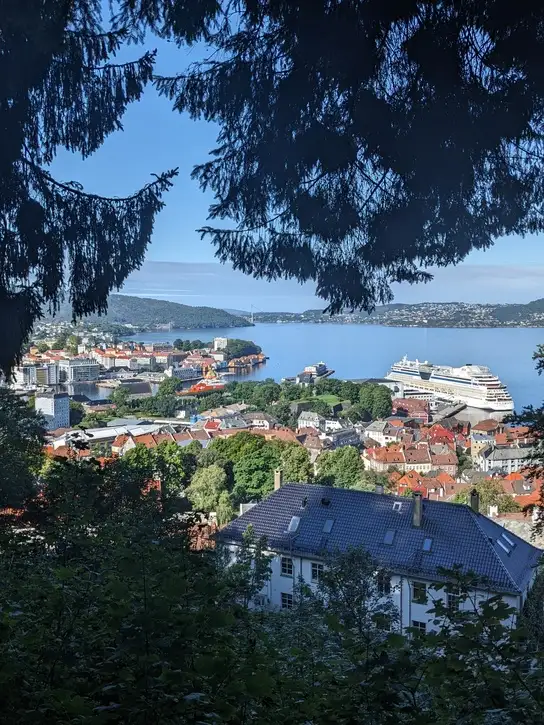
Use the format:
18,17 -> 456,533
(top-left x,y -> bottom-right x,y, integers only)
133,434 -> 158,449
472,419 -> 500,432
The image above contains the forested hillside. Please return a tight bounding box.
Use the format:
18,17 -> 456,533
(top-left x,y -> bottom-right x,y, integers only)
50,295 -> 251,330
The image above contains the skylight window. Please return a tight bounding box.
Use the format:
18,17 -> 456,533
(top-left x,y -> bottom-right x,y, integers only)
501,532 -> 515,546
496,538 -> 510,554
422,538 -> 433,552
384,529 -> 395,545
393,502 -> 402,512
323,519 -> 334,534
287,516 -> 300,533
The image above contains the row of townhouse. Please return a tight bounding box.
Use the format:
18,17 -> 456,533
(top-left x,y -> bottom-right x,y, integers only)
217,482 -> 542,631
363,441 -> 459,476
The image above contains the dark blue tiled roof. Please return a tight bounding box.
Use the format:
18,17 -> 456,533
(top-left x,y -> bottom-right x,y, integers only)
218,484 -> 542,594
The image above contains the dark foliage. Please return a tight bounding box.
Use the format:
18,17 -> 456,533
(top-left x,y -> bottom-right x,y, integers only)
0,389 -> 45,508
0,1 -> 177,375
152,1 -> 544,313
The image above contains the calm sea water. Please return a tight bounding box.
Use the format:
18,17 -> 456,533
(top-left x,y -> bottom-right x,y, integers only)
116,323 -> 544,411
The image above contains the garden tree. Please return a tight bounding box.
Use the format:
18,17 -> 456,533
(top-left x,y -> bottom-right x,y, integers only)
197,391 -> 226,412
230,380 -> 260,403
343,402 -> 372,423
184,439 -> 203,456
216,490 -> 235,526
280,444 -> 313,483
153,440 -> 196,499
307,399 -> 332,419
207,430 -> 268,466
313,549 -> 399,636
279,381 -> 302,402
371,385 -> 393,420
156,376 -> 183,397
340,380 -> 361,405
121,443 -> 155,484
187,463 -> 229,514
232,444 -> 283,503
36,341 -> 49,353
109,385 -> 131,413
0,389 -> 44,509
358,383 -> 392,419
359,384 -> 376,416
267,401 -> 296,427
453,480 -> 522,514
0,1 -> 176,376
79,411 -> 110,429
250,381 -> 281,408
135,393 -> 181,418
316,446 -> 365,489
315,378 -> 343,397
359,469 -> 393,492
69,400 -> 85,426
51,332 -> 69,351
66,333 -> 80,355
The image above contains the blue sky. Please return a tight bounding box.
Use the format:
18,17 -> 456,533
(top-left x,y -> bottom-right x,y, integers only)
48,33 -> 544,311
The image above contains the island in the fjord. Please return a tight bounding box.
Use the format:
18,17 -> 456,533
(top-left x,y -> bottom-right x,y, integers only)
46,294 -> 252,332
253,298 -> 544,328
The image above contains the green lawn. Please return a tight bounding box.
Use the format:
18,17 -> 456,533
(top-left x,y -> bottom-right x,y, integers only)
315,394 -> 342,405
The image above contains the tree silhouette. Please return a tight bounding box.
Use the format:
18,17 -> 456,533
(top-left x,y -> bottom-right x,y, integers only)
154,1 -> 544,313
0,1 -> 176,375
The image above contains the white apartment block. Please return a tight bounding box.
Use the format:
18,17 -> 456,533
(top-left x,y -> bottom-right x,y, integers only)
35,392 -> 70,431
218,483 -> 541,633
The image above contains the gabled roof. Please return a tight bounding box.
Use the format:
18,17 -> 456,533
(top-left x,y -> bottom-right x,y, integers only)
473,419 -> 501,432
218,483 -> 542,595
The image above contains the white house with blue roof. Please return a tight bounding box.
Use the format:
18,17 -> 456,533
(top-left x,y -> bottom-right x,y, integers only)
217,483 -> 542,633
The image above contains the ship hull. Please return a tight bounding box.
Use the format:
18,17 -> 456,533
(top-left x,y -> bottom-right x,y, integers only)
385,372 -> 514,411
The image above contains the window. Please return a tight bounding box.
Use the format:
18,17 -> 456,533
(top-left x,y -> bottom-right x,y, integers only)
254,594 -> 267,607
281,592 -> 293,610
377,571 -> 391,596
287,516 -> 300,533
383,529 -> 396,545
393,502 -> 402,512
412,581 -> 427,605
447,589 -> 461,612
311,562 -> 324,583
281,556 -> 293,576
323,518 -> 334,533
411,620 -> 427,636
422,537 -> 433,552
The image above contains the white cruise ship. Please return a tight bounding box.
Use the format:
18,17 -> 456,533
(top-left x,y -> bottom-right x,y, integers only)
386,356 -> 514,411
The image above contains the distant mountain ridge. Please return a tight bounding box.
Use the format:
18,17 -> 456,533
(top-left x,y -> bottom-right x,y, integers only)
49,295 -> 252,330
252,299 -> 544,327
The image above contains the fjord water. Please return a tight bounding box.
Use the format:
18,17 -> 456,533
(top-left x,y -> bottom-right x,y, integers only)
130,323 -> 544,410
